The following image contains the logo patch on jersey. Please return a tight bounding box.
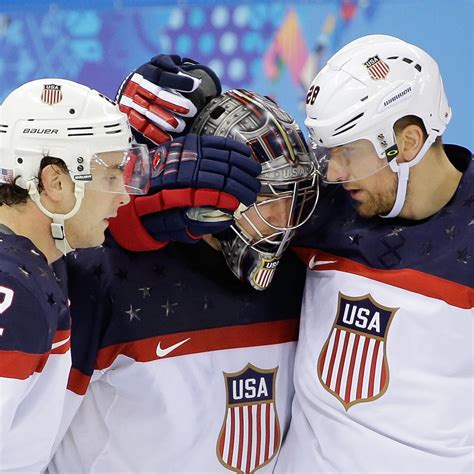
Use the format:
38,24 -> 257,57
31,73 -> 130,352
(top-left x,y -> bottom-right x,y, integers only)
318,292 -> 398,410
217,364 -> 281,474
41,84 -> 63,105
250,257 -> 279,290
363,55 -> 390,80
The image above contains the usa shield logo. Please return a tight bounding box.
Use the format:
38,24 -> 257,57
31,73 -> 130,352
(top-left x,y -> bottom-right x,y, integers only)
363,55 -> 390,80
41,84 -> 63,105
318,292 -> 398,410
217,364 -> 281,474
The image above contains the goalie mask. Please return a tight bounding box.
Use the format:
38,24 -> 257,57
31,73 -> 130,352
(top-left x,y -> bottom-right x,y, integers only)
0,78 -> 151,254
191,89 -> 318,290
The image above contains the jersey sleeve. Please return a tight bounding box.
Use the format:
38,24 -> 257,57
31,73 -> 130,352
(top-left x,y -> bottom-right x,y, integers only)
0,276 -> 52,464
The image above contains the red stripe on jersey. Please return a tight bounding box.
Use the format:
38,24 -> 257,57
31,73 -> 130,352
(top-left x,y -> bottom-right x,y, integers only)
0,351 -> 49,379
325,328 -> 341,387
356,337 -> 371,400
294,247 -> 473,309
246,405 -> 253,474
0,328 -> 70,379
237,406 -> 244,471
368,340 -> 380,398
335,331 -> 350,395
255,404 -> 262,467
345,334 -> 360,403
67,367 -> 92,395
96,318 -> 299,370
228,407 -> 236,464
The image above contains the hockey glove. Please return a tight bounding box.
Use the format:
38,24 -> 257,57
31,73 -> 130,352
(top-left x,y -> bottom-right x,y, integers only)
117,54 -> 221,146
108,134 -> 261,251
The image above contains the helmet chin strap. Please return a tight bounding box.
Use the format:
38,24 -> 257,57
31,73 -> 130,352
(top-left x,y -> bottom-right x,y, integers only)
27,181 -> 85,255
381,132 -> 437,219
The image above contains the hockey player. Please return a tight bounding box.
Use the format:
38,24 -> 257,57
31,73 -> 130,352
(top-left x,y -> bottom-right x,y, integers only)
275,35 -> 473,472
49,89 -> 318,473
0,78 -> 150,472
0,75 -> 260,472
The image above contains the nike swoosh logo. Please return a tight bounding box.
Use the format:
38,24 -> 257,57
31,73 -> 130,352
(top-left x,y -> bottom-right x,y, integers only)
156,337 -> 191,358
51,336 -> 70,350
308,256 -> 338,270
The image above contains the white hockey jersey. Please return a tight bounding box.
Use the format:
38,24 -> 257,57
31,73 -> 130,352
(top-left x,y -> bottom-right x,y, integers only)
0,234 -> 70,473
49,238 -> 305,473
275,145 -> 474,472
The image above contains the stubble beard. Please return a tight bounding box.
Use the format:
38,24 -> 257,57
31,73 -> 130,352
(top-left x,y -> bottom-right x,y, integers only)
354,180 -> 397,219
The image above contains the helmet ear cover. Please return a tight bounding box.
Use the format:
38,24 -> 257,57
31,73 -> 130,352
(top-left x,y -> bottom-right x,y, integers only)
191,88 -> 319,290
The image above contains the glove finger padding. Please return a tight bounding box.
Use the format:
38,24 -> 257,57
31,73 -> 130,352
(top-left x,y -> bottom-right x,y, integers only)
108,134 -> 261,252
116,54 -> 222,146
150,134 -> 261,208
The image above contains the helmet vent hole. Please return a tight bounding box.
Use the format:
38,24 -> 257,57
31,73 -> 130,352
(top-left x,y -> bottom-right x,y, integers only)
210,106 -> 225,120
17,158 -> 23,164
387,56 -> 399,60
414,64 -> 422,72
360,96 -> 369,102
402,57 -> 413,64
69,109 -> 75,114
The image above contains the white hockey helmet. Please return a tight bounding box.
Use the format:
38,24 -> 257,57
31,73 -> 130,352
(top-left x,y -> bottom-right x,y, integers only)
0,78 -> 151,253
305,34 -> 451,217
0,78 -> 150,193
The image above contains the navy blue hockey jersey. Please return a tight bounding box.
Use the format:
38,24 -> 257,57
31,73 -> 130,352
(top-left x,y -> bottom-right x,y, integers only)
0,234 -> 70,472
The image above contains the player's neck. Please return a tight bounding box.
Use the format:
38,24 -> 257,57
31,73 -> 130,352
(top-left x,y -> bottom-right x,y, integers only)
0,200 -> 62,264
398,147 -> 462,220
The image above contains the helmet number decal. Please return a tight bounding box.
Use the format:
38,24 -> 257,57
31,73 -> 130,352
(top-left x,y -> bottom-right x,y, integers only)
306,85 -> 320,106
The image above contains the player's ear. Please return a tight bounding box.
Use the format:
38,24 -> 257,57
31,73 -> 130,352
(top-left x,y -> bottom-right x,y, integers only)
39,164 -> 73,201
396,124 -> 425,163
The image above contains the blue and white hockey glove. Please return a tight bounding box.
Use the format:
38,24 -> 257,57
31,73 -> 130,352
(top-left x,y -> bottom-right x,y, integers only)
108,134 -> 261,251
117,54 -> 221,146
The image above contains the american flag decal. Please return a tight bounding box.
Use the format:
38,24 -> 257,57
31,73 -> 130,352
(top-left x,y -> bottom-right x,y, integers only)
318,292 -> 398,410
217,364 -> 280,474
363,55 -> 390,80
41,84 -> 63,105
0,168 -> 14,184
251,257 -> 279,290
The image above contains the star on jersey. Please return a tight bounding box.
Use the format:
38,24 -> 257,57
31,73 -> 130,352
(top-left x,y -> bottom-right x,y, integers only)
456,248 -> 471,264
19,264 -> 31,277
349,233 -> 363,245
161,299 -> 178,317
125,304 -> 141,322
47,293 -> 56,307
138,287 -> 151,299
445,225 -> 456,239
420,240 -> 433,256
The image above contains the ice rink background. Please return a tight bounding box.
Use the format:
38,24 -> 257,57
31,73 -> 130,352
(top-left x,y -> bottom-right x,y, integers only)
0,0 -> 472,149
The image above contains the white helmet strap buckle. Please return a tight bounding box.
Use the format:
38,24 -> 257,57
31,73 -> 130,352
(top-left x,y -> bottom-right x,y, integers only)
381,132 -> 437,218
28,180 -> 85,254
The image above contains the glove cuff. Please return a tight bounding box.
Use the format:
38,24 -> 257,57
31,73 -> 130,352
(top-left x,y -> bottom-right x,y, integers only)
108,197 -> 168,252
